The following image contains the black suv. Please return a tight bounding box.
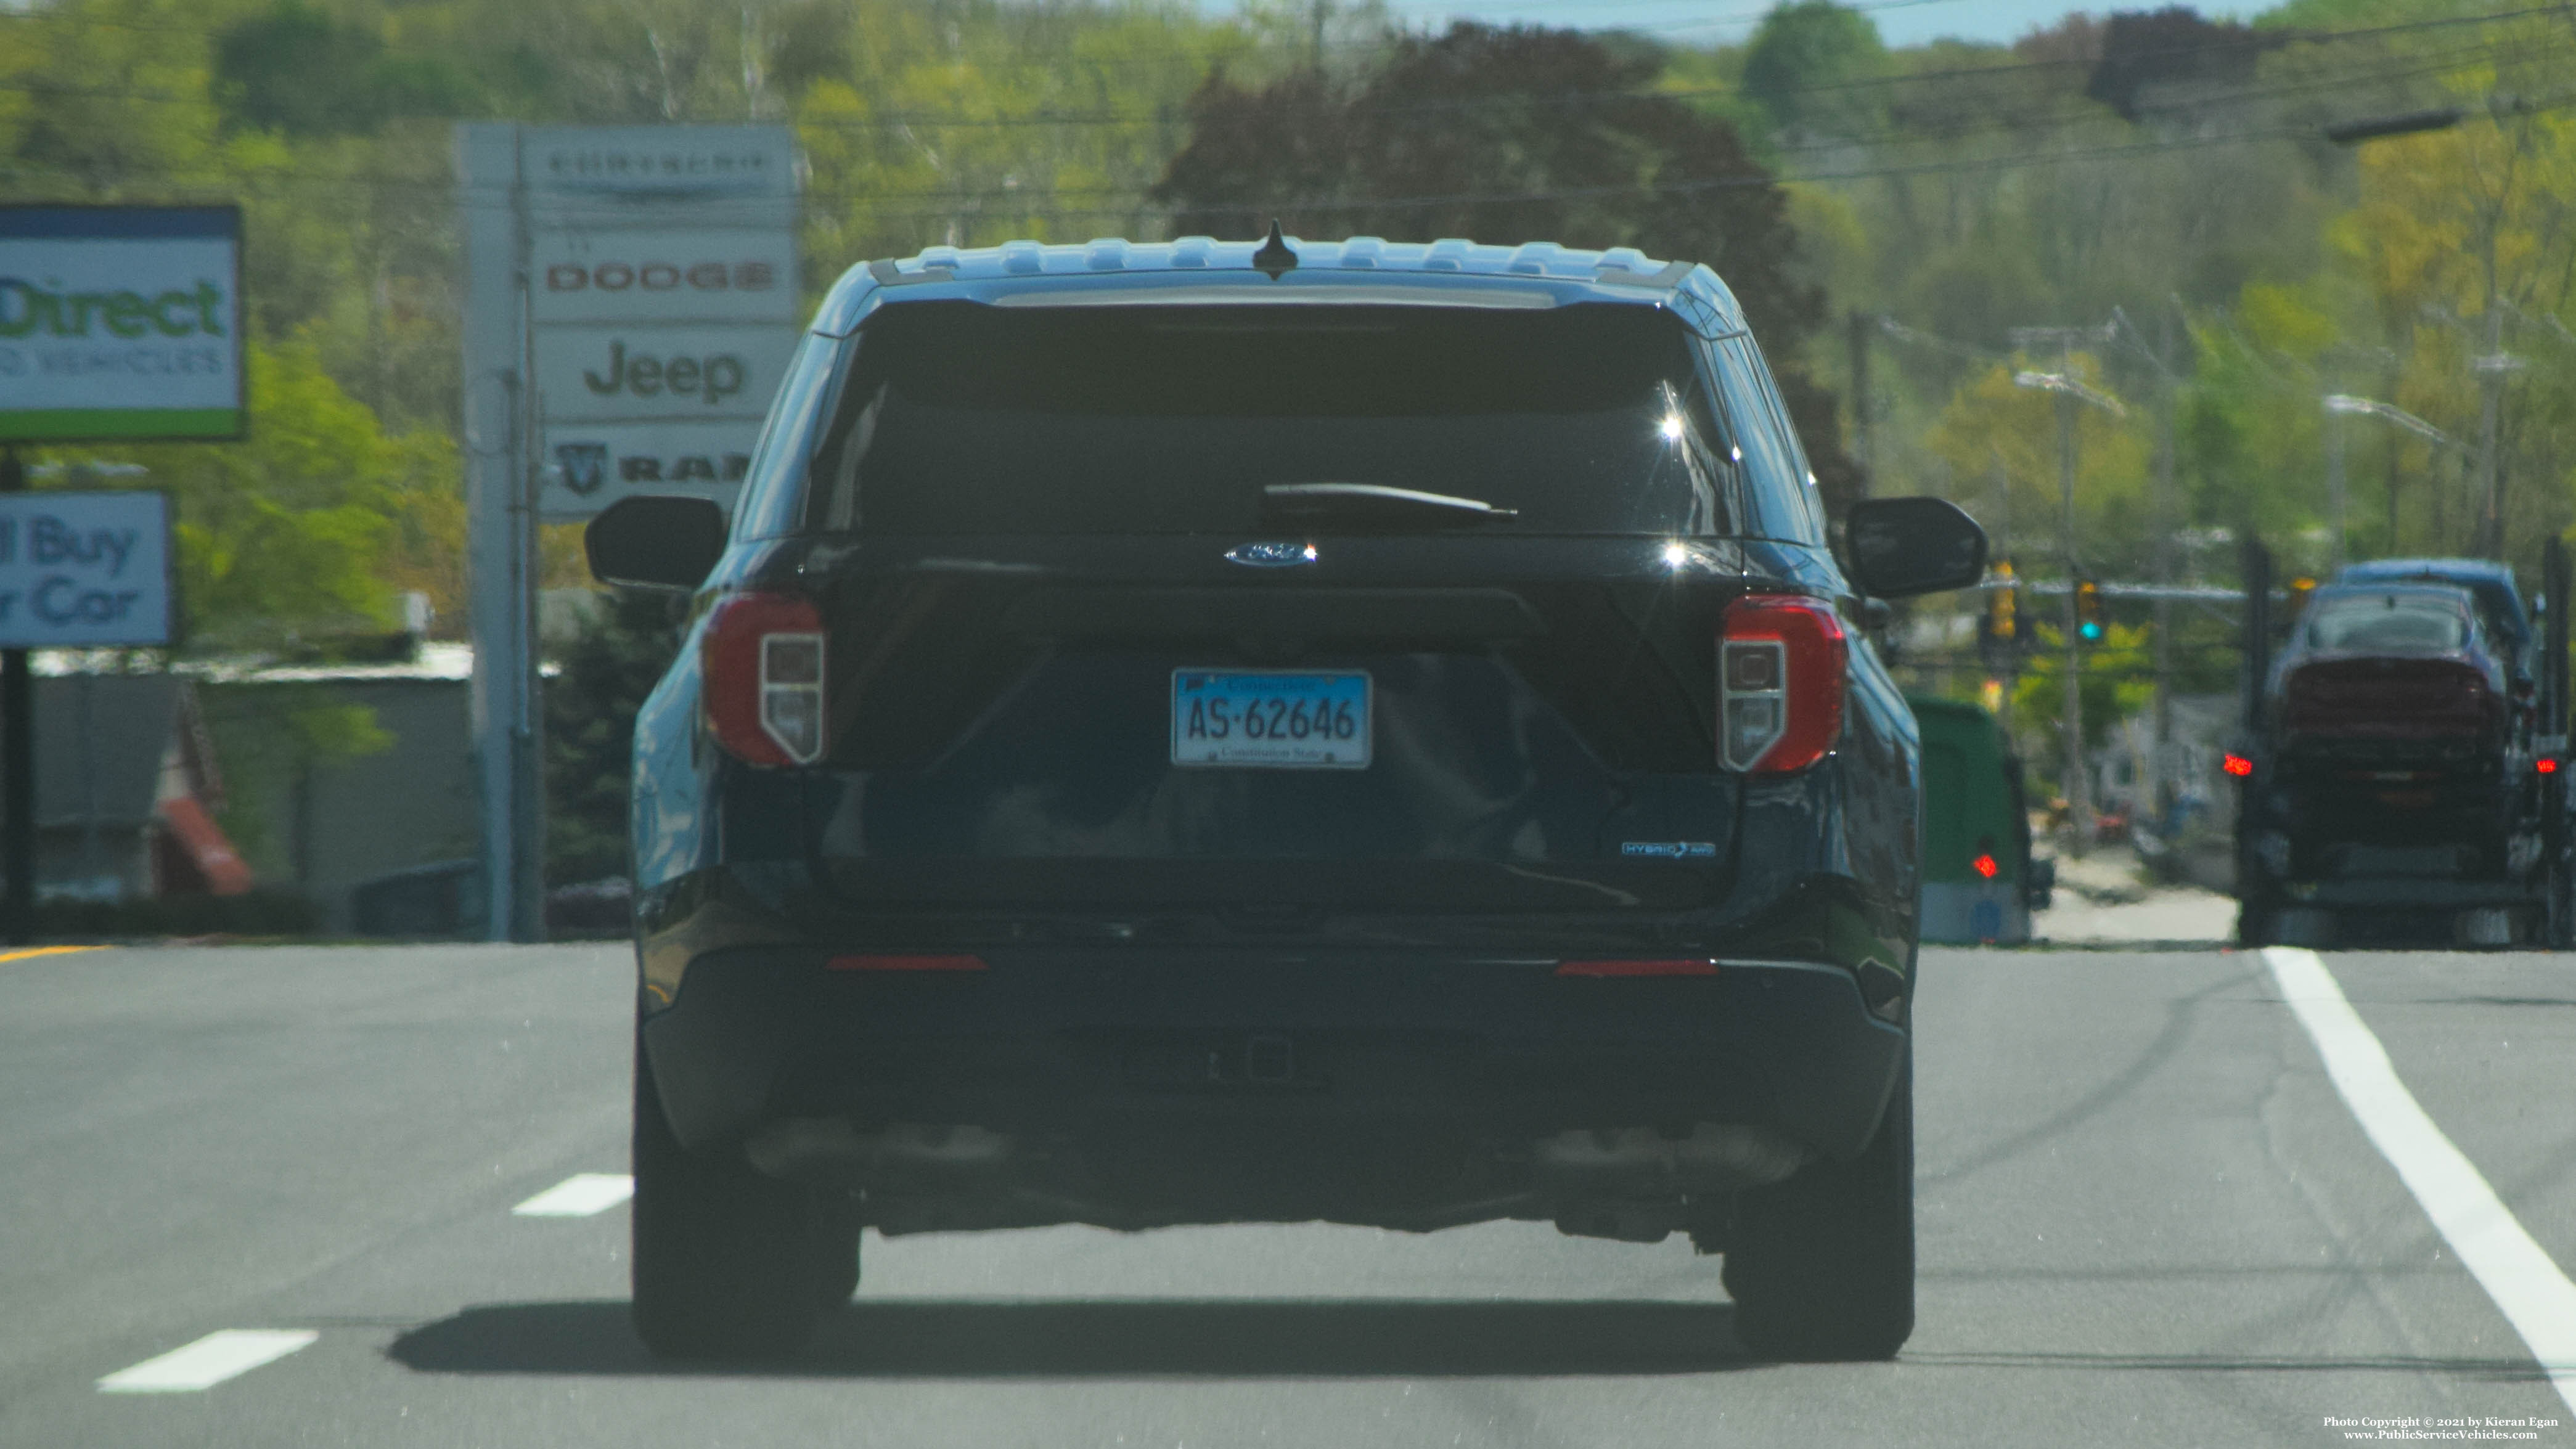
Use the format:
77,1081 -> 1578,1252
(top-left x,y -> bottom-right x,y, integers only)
586,232 -> 1987,1363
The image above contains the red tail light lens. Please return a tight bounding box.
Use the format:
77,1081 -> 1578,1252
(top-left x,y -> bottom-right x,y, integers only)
1971,852 -> 2000,879
2223,753 -> 2254,777
1555,958 -> 1720,978
2540,757 -> 2561,775
1719,595 -> 1846,773
704,592 -> 826,766
827,953 -> 987,972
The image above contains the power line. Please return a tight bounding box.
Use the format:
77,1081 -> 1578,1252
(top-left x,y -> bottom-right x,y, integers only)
0,21 -> 2541,142
1,0 -> 2563,113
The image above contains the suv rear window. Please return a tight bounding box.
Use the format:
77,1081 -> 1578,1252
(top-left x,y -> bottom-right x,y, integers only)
790,301 -> 1749,536
2306,592 -> 2473,653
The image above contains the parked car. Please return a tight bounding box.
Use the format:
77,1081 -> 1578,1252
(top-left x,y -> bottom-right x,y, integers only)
585,232 -> 1988,1363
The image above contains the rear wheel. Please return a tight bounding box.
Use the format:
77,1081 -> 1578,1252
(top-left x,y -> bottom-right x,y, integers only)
2235,896 -> 2276,949
1723,1054 -> 1914,1361
812,1191 -> 862,1308
629,1040 -> 838,1361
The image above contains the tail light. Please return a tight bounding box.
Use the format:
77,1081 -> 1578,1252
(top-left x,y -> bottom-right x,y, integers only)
827,953 -> 987,972
2223,753 -> 2254,777
703,592 -> 826,766
1555,958 -> 1719,977
1719,595 -> 1846,773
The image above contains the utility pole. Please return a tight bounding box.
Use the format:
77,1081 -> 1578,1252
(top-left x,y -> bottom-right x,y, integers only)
1847,309 -> 1875,494
0,447 -> 28,946
2012,340 -> 2125,859
2117,304 -> 2182,823
2055,386 -> 2087,856
2325,396 -> 2349,570
2473,304 -> 2517,560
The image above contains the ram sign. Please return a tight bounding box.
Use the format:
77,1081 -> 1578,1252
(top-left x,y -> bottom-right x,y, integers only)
0,207 -> 245,443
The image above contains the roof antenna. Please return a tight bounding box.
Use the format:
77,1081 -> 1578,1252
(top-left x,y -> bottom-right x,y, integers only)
1252,219 -> 1298,279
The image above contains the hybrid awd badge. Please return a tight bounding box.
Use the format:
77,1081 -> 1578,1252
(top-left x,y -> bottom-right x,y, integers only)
1224,541 -> 1317,568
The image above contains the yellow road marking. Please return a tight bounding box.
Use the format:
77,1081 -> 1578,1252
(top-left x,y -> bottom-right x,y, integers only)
0,945 -> 102,965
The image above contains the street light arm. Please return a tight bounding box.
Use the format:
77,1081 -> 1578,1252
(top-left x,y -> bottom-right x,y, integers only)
2323,393 -> 2460,449
2013,370 -> 2130,418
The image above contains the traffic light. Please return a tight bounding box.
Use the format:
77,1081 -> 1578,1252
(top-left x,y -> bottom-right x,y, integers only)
1978,560 -> 2024,672
2074,577 -> 2106,645
1987,559 -> 2018,642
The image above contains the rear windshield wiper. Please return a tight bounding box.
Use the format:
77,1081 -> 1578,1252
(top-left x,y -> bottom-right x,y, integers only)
1260,482 -> 1520,531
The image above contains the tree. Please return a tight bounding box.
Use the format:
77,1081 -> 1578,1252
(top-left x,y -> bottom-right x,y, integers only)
91,339 -> 460,652
546,590 -> 684,886
1152,22 -> 1869,514
1740,1 -> 1886,139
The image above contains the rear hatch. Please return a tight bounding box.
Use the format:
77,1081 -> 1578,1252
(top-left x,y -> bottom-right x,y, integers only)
766,300 -> 1805,920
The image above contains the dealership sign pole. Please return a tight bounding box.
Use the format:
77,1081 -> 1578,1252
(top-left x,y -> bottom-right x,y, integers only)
0,206 -> 234,942
458,126 -> 798,942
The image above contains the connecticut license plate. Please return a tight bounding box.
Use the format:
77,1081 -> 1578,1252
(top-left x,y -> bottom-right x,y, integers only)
1171,670 -> 1371,769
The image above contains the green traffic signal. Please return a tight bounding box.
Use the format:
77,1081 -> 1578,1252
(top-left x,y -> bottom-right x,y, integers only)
2074,578 -> 2106,644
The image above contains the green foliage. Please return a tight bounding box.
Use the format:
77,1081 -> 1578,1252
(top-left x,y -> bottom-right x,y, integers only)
1740,1 -> 1886,137
2010,621 -> 2158,767
1150,22 -> 1869,513
213,2 -> 483,137
545,590 -> 685,885
92,340 -> 459,651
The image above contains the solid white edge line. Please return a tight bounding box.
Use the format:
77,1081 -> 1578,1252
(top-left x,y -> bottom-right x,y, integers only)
2264,945 -> 2576,1418
97,1329 -> 318,1394
512,1172 -> 636,1217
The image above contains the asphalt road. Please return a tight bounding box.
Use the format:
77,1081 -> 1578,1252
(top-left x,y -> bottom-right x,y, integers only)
3,941 -> 2572,1448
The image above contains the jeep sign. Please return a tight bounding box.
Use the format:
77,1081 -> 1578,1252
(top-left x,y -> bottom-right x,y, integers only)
535,325 -> 793,425
0,207 -> 244,443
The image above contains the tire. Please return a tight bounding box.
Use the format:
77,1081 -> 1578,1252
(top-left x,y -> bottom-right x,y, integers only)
1722,1052 -> 1914,1361
2235,898 -> 2274,949
629,1038 -> 837,1361
811,1191 -> 862,1308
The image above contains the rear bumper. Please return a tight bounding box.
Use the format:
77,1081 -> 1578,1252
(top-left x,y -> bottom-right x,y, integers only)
642,943 -> 1906,1169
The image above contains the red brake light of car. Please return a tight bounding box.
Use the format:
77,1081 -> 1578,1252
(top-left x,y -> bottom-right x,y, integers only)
1971,852 -> 1999,879
2223,753 -> 2254,777
1555,958 -> 1720,978
703,592 -> 827,766
2540,757 -> 2561,775
1718,595 -> 1847,773
826,953 -> 988,973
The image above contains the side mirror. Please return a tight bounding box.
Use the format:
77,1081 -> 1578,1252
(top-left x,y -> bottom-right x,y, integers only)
585,495 -> 728,592
1846,496 -> 1989,600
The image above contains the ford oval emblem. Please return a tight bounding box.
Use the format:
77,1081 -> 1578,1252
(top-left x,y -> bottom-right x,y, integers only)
1225,541 -> 1317,568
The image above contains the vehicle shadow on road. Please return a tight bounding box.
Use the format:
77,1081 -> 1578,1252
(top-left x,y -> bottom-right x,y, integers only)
386,1298 -> 1756,1378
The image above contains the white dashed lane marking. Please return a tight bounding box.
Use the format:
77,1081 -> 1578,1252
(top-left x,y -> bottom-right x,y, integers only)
97,1330 -> 317,1394
2266,947 -> 2576,1418
512,1172 -> 634,1217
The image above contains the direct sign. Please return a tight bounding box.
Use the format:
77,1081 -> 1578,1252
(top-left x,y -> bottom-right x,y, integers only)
0,207 -> 244,443
0,491 -> 173,647
531,231 -> 799,324
534,325 -> 795,425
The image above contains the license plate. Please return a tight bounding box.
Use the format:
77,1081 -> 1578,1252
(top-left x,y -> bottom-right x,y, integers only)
1171,671 -> 1371,769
